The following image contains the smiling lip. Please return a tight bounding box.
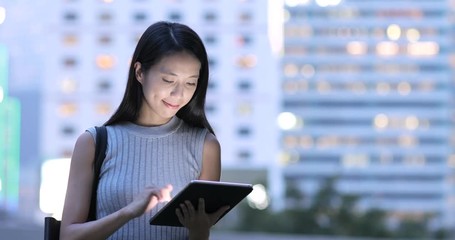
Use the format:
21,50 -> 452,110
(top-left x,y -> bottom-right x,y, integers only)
163,101 -> 179,109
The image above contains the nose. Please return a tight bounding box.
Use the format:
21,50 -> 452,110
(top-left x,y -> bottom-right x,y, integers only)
170,83 -> 184,98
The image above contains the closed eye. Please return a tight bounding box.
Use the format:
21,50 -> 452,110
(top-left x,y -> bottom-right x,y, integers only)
187,82 -> 197,86
163,78 -> 173,83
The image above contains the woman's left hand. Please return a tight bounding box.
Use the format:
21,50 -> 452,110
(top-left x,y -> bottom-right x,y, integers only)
175,198 -> 229,240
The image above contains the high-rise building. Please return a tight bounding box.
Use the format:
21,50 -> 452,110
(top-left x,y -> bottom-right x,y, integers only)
0,44 -> 21,213
41,0 -> 279,195
279,0 -> 455,230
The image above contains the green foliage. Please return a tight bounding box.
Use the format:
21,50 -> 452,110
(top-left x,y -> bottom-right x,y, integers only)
233,178 -> 451,239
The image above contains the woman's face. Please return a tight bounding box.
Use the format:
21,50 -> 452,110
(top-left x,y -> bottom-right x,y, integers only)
135,51 -> 201,126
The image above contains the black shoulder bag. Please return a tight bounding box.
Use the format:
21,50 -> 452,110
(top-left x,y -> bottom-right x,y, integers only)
44,126 -> 108,240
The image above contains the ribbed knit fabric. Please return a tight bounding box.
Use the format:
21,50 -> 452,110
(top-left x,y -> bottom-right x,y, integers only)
87,116 -> 208,240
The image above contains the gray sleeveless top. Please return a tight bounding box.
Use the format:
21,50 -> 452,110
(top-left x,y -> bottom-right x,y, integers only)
87,117 -> 208,240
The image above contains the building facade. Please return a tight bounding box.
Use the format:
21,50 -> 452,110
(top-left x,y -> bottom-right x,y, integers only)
41,0 -> 279,187
0,44 -> 21,214
279,0 -> 455,229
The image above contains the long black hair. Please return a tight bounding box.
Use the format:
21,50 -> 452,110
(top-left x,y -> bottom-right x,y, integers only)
104,21 -> 214,134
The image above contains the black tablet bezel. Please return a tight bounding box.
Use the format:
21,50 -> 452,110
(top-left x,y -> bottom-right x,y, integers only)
149,180 -> 253,227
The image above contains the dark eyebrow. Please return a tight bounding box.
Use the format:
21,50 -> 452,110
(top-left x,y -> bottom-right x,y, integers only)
160,69 -> 199,79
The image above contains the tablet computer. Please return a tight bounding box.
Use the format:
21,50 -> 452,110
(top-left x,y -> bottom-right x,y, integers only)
149,180 -> 253,227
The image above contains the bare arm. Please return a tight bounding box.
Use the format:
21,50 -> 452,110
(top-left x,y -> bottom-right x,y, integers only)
182,132 -> 225,240
60,132 -> 171,240
198,132 -> 221,181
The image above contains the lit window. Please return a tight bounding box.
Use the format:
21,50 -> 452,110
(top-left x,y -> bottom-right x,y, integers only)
284,136 -> 298,147
95,103 -> 111,115
376,82 -> 391,94
316,80 -> 331,93
283,63 -> 298,77
376,41 -> 399,56
346,41 -> 367,55
283,81 -> 298,93
406,28 -> 420,42
398,135 -> 417,147
407,42 -> 439,56
374,113 -> 389,129
236,102 -> 253,116
405,115 -> 419,130
59,103 -> 77,117
236,54 -> 257,69
61,77 -> 77,93
96,54 -> 116,70
299,136 -> 313,148
63,34 -> 78,46
300,64 -> 315,78
397,81 -> 411,95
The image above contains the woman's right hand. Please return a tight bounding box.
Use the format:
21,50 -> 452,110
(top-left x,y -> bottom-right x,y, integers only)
123,184 -> 173,218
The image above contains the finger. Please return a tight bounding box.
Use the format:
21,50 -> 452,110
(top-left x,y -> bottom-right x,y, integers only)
159,188 -> 172,202
211,205 -> 230,222
165,184 -> 173,192
180,203 -> 189,217
146,196 -> 159,212
198,198 -> 205,214
185,200 -> 195,215
175,208 -> 185,225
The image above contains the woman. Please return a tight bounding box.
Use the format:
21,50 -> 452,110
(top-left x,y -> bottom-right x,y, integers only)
60,21 -> 228,240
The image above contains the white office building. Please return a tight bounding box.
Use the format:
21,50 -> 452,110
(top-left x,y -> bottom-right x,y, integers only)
40,0 -> 279,179
279,0 -> 455,230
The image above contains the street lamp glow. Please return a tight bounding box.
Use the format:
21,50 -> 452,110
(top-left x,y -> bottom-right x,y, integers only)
39,158 -> 71,219
277,112 -> 298,130
315,0 -> 342,7
0,86 -> 4,103
247,184 -> 269,210
0,7 -> 5,25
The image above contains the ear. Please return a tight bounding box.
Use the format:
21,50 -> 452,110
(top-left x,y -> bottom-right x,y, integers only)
134,62 -> 144,84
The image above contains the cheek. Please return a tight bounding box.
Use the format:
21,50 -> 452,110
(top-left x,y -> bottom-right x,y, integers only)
185,88 -> 197,101
142,81 -> 165,97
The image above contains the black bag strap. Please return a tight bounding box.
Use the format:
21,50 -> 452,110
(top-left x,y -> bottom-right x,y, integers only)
44,216 -> 61,240
87,126 -> 108,221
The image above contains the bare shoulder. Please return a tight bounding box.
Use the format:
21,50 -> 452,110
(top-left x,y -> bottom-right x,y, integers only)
203,132 -> 220,152
72,131 -> 96,165
200,132 -> 221,181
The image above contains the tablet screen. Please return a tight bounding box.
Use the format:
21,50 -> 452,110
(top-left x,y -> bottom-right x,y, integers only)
149,180 -> 253,227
